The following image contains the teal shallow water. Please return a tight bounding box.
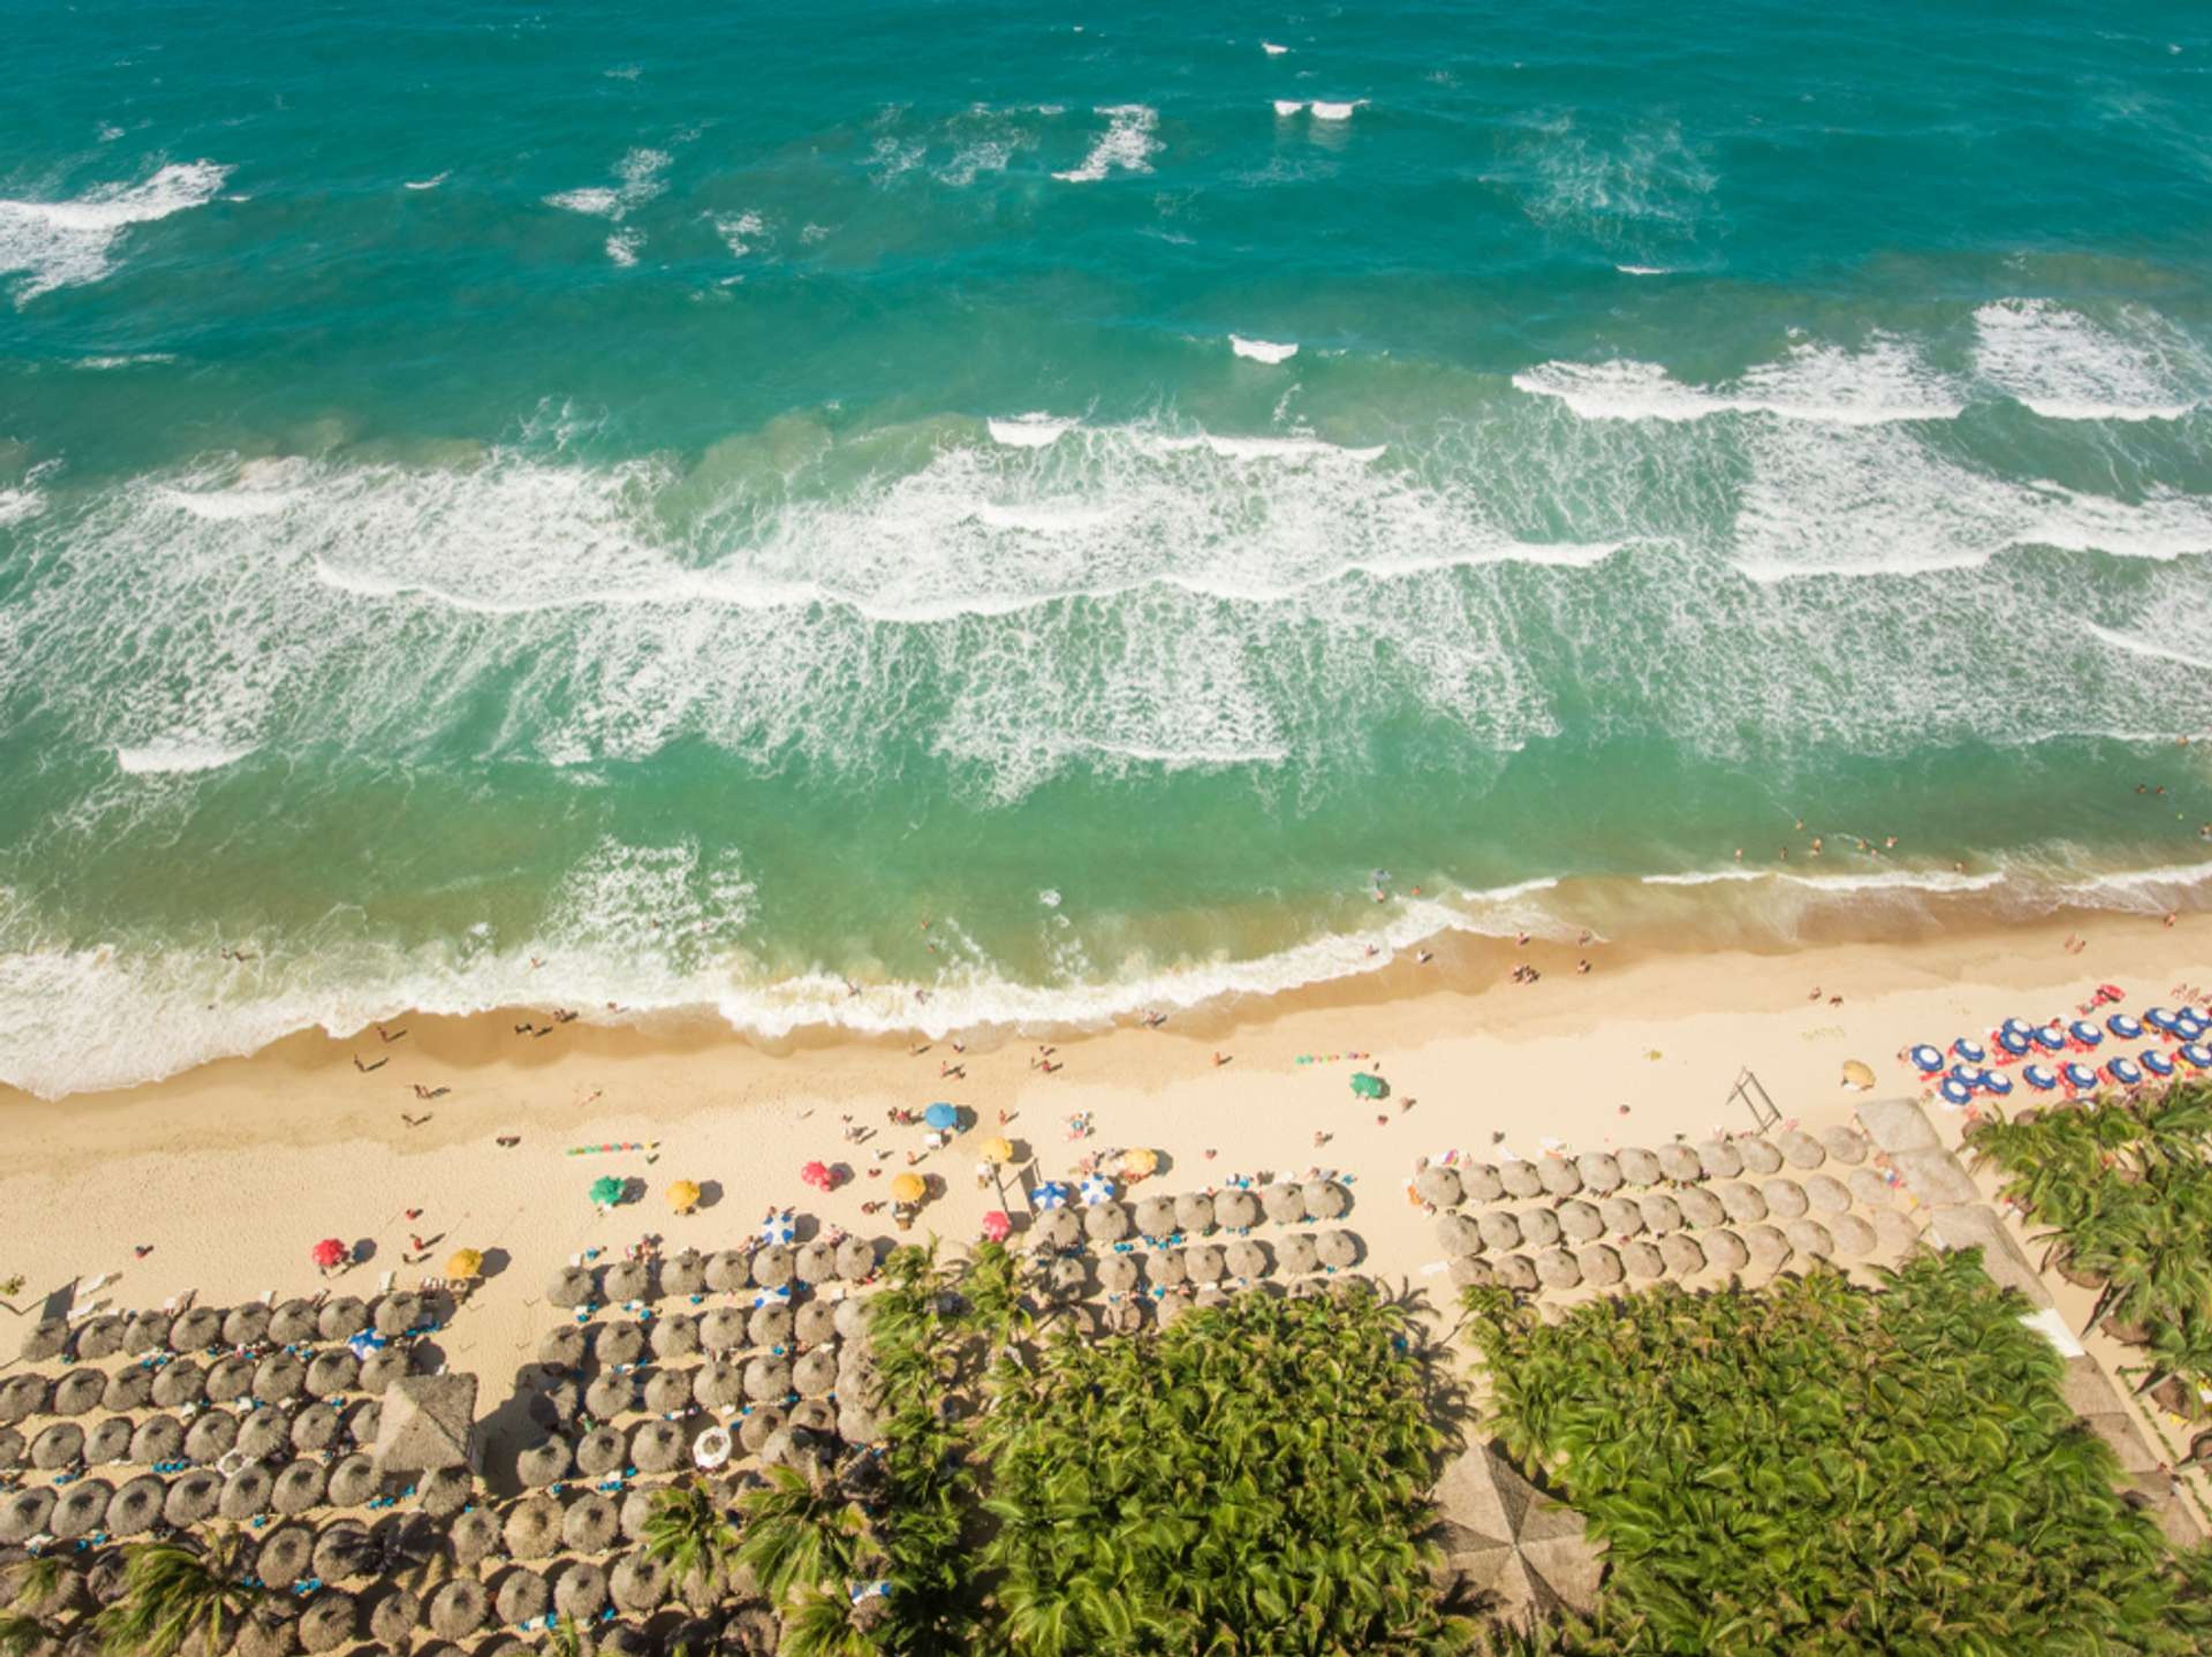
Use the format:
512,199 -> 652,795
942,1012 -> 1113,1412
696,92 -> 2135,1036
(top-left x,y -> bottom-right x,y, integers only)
2,2 -> 2211,1094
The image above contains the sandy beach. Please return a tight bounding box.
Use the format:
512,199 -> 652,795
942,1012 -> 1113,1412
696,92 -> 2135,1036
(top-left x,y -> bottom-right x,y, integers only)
6,909 -> 2206,1432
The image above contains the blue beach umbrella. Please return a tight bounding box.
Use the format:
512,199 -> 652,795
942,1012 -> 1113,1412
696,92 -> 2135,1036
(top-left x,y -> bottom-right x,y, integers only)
2068,1020 -> 2104,1048
2001,1016 -> 2033,1037
759,1213 -> 796,1246
1951,1038 -> 1986,1063
1937,1077 -> 1974,1108
346,1331 -> 387,1361
2022,1064 -> 2058,1092
2108,1057 -> 2144,1087
1996,1028 -> 2031,1057
2033,1024 -> 2067,1052
2177,1015 -> 2210,1043
2107,1013 -> 2144,1040
1980,1069 -> 2013,1097
2142,1049 -> 2176,1078
924,1102 -> 960,1132
752,1285 -> 791,1308
1033,1181 -> 1071,1210
2180,1043 -> 2212,1071
2063,1062 -> 2099,1092
1908,1045 -> 1944,1074
1079,1175 -> 1116,1206
2146,1007 -> 2178,1032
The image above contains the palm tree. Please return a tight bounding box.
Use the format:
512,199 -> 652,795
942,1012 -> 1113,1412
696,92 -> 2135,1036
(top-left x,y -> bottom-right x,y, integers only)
779,1590 -> 876,1657
641,1477 -> 740,1611
542,1616 -> 585,1657
734,1465 -> 867,1610
2,1557 -> 79,1657
95,1531 -> 260,1657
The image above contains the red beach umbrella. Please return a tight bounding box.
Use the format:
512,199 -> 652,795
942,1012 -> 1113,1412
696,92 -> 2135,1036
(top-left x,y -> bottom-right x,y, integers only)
801,1160 -> 835,1192
310,1238 -> 347,1269
980,1211 -> 1012,1243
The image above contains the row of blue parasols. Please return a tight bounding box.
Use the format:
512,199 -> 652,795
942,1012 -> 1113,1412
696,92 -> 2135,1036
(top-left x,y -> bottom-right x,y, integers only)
1034,1175 -> 1117,1209
1910,1005 -> 2211,1108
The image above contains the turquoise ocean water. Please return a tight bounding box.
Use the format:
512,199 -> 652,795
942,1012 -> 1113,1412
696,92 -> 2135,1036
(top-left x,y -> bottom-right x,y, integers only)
3,2 -> 2211,1095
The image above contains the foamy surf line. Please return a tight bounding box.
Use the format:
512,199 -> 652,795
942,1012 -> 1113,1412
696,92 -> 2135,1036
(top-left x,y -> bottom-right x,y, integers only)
7,858 -> 2212,1098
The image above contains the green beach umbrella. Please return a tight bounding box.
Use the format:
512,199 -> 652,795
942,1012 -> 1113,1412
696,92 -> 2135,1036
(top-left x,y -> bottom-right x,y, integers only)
589,1175 -> 625,1208
1350,1072 -> 1389,1100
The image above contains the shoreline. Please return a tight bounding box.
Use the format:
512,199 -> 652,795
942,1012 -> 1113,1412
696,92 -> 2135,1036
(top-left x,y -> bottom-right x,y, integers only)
4,852 -> 2210,1103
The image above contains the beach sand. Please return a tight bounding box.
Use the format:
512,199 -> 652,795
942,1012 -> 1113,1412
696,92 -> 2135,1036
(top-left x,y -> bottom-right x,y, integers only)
5,910 -> 2206,1421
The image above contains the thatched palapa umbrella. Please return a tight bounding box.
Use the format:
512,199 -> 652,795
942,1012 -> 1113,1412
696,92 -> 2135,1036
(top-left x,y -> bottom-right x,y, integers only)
1226,1240 -> 1268,1280
1694,1139 -> 1743,1180
1438,1213 -> 1484,1255
1215,1190 -> 1260,1230
1476,1211 -> 1522,1253
659,1250 -> 707,1297
575,1426 -> 627,1477
1676,1186 -> 1726,1228
1184,1245 -> 1225,1285
1597,1197 -> 1643,1237
310,1520 -> 372,1583
181,1412 -> 237,1467
270,1300 -> 319,1345
1615,1147 -> 1662,1186
1822,1125 -> 1870,1164
1719,1183 -> 1767,1224
316,1297 -> 368,1340
291,1406 -> 341,1455
699,1307 -> 748,1353
1151,1249 -> 1191,1288
517,1437 -> 572,1488
1494,1254 -> 1539,1293
553,1562 -> 608,1622
50,1479 -> 110,1539
124,1310 -> 173,1353
1097,1254 -> 1142,1293
1802,1174 -> 1850,1214
505,1495 -> 563,1560
564,1492 -> 621,1553
1449,1256 -> 1495,1289
537,1326 -> 586,1371
1304,1181 -> 1349,1219
253,1525 -> 313,1592
1762,1179 -> 1809,1220
0,1488 -> 56,1543
1499,1161 -> 1543,1200
609,1552 -> 668,1614
52,1367 -> 105,1416
630,1420 -> 686,1473
642,1368 -> 691,1415
1174,1193 -> 1215,1234
1084,1202 -> 1131,1243
834,1297 -> 871,1340
237,1411 -> 291,1461
306,1351 -> 358,1398
108,1473 -> 166,1534
365,1586 -> 421,1647
327,1453 -> 377,1507
18,1318 -> 69,1363
1551,1201 -> 1599,1243
0,1375 -> 47,1423
1576,1152 -> 1623,1194
372,1292 -> 423,1337
1315,1231 -> 1359,1271
794,1349 -> 839,1398
1736,1137 -> 1783,1175
1518,1208 -> 1562,1249
359,1345 -> 408,1393
295,1590 -> 355,1654
1414,1166 -> 1462,1208
219,1463 -> 275,1519
549,1267 -> 596,1310
1658,1233 -> 1706,1277
737,1409 -> 785,1455
255,1353 -> 307,1403
415,1463 -> 474,1517
1537,1158 -> 1581,1198
603,1262 -> 652,1305
585,1374 -> 633,1421
448,1507 -> 501,1565
1829,1214 -> 1877,1257
794,1299 -> 837,1346
1034,1210 -> 1081,1250
749,1303 -> 793,1349
1619,1240 -> 1664,1281
131,1413 -> 185,1464
703,1250 -> 750,1293
595,1322 -> 647,1369
272,1458 -> 328,1514
1743,1225 -> 1791,1269
794,1241 -> 839,1285
102,1368 -> 153,1412
31,1422 -> 84,1469
744,1357 -> 791,1402
1778,1129 -> 1826,1169
1659,1143 -> 1708,1185
752,1246 -> 795,1289
692,1360 -> 744,1409
495,1569 -> 551,1626
153,1359 -> 206,1410
429,1579 -> 489,1640
649,1315 -> 699,1362
835,1236 -> 878,1280
76,1315 -> 124,1360
1135,1195 -> 1178,1236
1259,1183 -> 1306,1224
1785,1219 -> 1834,1259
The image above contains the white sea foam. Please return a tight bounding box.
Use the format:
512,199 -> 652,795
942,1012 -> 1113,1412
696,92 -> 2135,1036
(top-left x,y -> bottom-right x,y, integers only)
713,211 -> 765,256
1262,40 -> 1289,54
1615,264 -> 1672,275
1273,101 -> 1306,117
1309,101 -> 1364,121
1514,336 -> 1963,426
0,160 -> 230,305
2085,623 -> 2212,671
0,488 -> 46,526
114,740 -> 256,774
1510,115 -> 1714,241
986,414 -> 1076,448
545,147 -> 669,220
605,229 -> 642,266
75,353 -> 176,370
1973,298 -> 2206,421
1230,335 -> 1299,364
1054,105 -> 1160,183
404,172 -> 449,191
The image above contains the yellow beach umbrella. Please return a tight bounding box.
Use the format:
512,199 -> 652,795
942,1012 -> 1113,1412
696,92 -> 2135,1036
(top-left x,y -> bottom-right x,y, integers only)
1840,1060 -> 1876,1091
979,1137 -> 1014,1166
1119,1147 -> 1158,1178
445,1248 -> 484,1281
665,1179 -> 702,1215
890,1173 -> 927,1204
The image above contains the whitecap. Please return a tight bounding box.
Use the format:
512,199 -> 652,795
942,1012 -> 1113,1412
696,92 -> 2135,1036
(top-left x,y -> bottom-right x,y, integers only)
404,172 -> 450,191
1053,105 -> 1160,183
1262,40 -> 1289,54
1230,335 -> 1299,365
1514,336 -> 1963,427
114,741 -> 256,775
1272,100 -> 1306,117
0,160 -> 230,305
986,413 -> 1077,448
605,228 -> 642,266
1973,297 -> 2205,421
1309,101 -> 1364,121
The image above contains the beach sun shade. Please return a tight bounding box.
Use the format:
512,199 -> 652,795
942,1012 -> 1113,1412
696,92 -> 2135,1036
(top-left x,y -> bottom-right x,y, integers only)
2001,1016 -> 2032,1037
1908,1045 -> 1944,1073
2022,1064 -> 2058,1091
760,1213 -> 797,1244
665,1179 -> 702,1212
1079,1175 -> 1116,1206
979,1137 -> 1014,1166
1350,1072 -> 1388,1099
2063,1062 -> 2099,1091
2033,1024 -> 2067,1051
589,1175 -> 625,1206
346,1330 -> 386,1360
2107,1013 -> 2144,1040
444,1249 -> 483,1280
2180,1043 -> 2211,1070
801,1161 -> 834,1191
1950,1038 -> 1986,1062
2069,1020 -> 2104,1047
1997,1029 -> 2031,1057
2146,1007 -> 2178,1031
2179,1016 -> 2210,1042
1980,1069 -> 2013,1096
1936,1077 -> 1974,1108
924,1102 -> 960,1131
2142,1049 -> 2175,1077
2108,1058 -> 2143,1086
1033,1181 -> 1071,1210
1119,1146 -> 1157,1176
1949,1064 -> 1979,1087
980,1210 -> 1012,1242
311,1239 -> 347,1268
891,1173 -> 927,1203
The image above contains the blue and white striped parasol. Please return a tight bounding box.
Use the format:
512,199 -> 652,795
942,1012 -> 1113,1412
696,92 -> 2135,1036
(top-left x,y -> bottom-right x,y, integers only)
2142,1049 -> 2176,1078
2106,1013 -> 2144,1040
1033,1181 -> 1071,1210
1908,1045 -> 1944,1074
1937,1077 -> 1974,1108
2107,1057 -> 2143,1087
2063,1062 -> 2099,1091
1079,1175 -> 1116,1206
2068,1020 -> 2104,1048
2180,1043 -> 2212,1071
759,1214 -> 796,1246
2022,1064 -> 2058,1091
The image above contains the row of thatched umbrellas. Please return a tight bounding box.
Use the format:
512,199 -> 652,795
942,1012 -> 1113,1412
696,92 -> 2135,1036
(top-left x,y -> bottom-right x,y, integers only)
1029,1181 -> 1350,1252
1411,1128 -> 1870,1212
547,1238 -> 878,1311
1,1384 -> 390,1477
1053,1231 -> 1362,1296
19,1289 -> 450,1368
1440,1212 -> 1922,1293
1,1338 -> 416,1432
1434,1169 -> 1909,1256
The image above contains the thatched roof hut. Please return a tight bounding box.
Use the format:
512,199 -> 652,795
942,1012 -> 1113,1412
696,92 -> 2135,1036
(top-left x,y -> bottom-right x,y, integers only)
370,1374 -> 478,1476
